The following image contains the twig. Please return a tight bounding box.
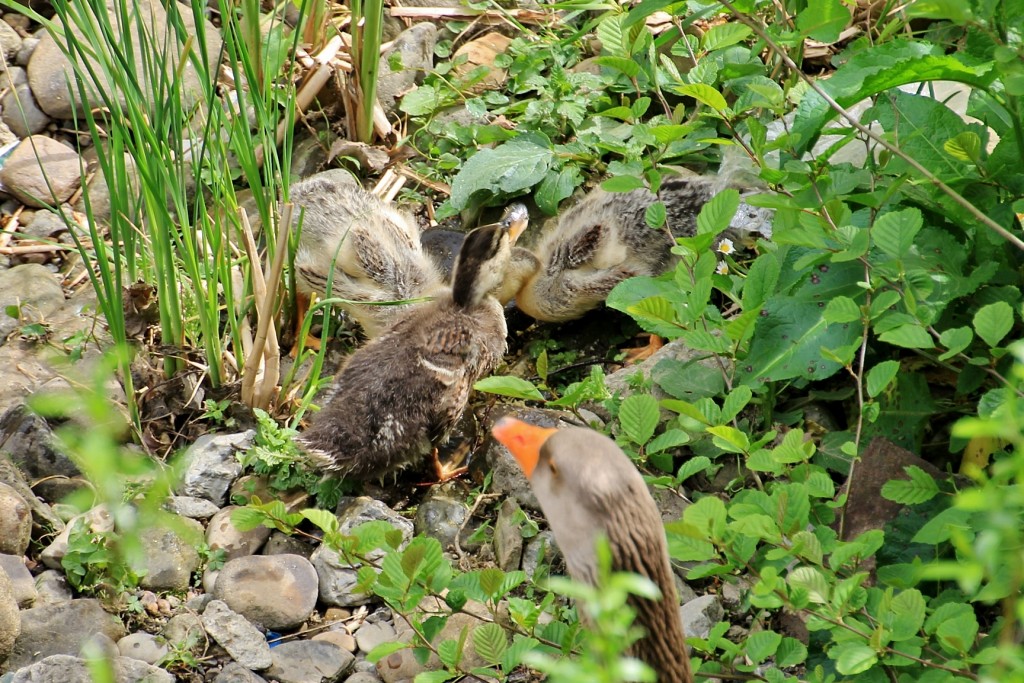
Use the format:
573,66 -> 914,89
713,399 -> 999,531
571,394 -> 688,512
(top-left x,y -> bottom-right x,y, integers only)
0,242 -> 89,255
0,205 -> 23,249
453,492 -> 500,570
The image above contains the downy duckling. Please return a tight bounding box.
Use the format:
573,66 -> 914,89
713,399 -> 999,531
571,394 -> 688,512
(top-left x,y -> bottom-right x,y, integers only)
297,211 -> 528,480
292,169 -> 444,339
506,174 -> 773,322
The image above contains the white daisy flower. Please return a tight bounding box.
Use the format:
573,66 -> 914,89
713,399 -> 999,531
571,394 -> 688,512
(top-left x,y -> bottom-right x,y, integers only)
717,238 -> 734,254
716,261 -> 729,275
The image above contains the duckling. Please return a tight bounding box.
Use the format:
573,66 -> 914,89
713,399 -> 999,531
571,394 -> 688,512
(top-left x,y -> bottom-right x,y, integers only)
507,174 -> 773,322
297,213 -> 528,480
292,169 -> 444,339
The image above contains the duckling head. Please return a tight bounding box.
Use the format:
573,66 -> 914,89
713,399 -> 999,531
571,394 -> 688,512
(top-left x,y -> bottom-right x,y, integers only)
451,205 -> 528,309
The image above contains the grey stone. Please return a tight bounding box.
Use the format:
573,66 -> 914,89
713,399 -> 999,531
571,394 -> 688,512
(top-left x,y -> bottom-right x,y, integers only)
0,66 -> 26,90
0,135 -> 82,208
312,630 -> 355,653
377,607 -> 495,682
0,483 -> 30,556
0,20 -> 19,58
0,267 -> 65,351
206,506 -> 271,561
162,495 -> 220,519
493,498 -> 523,572
213,554 -> 318,630
2,84 -> 50,138
25,0 -> 222,120
160,612 -> 204,651
116,632 -> 168,665
20,209 -> 69,240
0,554 -> 35,607
71,150 -> 141,224
8,654 -> 173,683
354,621 -> 397,654
413,489 -> 467,550
213,662 -> 268,683
261,531 -> 314,559
15,37 -> 38,67
0,569 -> 19,663
345,673 -> 383,683
376,23 -> 436,115
679,594 -> 724,640
176,431 -> 254,505
312,498 -> 413,607
261,640 -> 353,683
32,570 -> 71,605
522,530 -> 559,581
39,505 -> 113,570
201,599 -> 272,671
4,598 -> 126,672
137,519 -> 204,591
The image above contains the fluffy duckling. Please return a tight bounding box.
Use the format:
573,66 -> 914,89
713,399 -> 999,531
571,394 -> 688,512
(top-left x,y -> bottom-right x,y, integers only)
493,418 -> 694,683
292,169 -> 444,338
298,215 -> 527,480
507,174 -> 772,322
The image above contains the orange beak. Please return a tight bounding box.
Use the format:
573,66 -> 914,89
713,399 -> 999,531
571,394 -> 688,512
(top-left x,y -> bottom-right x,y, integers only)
491,417 -> 557,478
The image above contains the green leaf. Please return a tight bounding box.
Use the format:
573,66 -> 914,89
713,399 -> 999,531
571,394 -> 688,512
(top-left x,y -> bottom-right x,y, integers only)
619,394 -> 660,445
535,350 -> 549,383
471,623 -> 508,665
880,465 -> 939,504
912,506 -> 971,544
596,13 -> 630,58
400,83 -> 445,116
414,668 -> 458,683
450,137 -> 554,209
888,589 -> 926,641
645,201 -> 667,228
832,642 -> 878,675
744,630 -> 782,663
823,296 -> 862,324
683,495 -> 726,537
776,637 -> 808,667
788,566 -> 830,604
796,0 -> 849,42
866,360 -> 900,398
479,567 -> 504,598
721,386 -> 752,422
366,641 -> 407,664
676,455 -> 712,481
674,83 -> 729,112
906,0 -> 972,21
872,208 -> 922,259
601,175 -> 647,193
700,22 -> 752,51
535,167 -> 580,215
230,506 -> 271,532
944,131 -> 982,163
878,323 -> 933,349
973,301 -> 1014,348
647,428 -> 690,454
707,425 -> 750,453
696,188 -> 739,235
938,326 -> 973,360
592,55 -> 642,78
473,376 -> 544,401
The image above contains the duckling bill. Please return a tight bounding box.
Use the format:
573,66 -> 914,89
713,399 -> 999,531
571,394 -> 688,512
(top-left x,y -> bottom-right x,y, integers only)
297,213 -> 527,480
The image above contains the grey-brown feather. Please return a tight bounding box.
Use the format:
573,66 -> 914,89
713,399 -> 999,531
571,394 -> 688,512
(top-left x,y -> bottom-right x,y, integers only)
532,428 -> 694,683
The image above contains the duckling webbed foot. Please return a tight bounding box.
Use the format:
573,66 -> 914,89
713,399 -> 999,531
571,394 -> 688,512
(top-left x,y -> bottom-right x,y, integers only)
622,333 -> 664,364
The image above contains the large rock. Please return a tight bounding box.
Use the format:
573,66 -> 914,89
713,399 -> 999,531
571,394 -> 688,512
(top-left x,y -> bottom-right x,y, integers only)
0,266 -> 65,347
0,135 -> 82,208
0,569 -> 20,664
200,599 -> 272,671
213,554 -> 318,630
0,483 -> 31,556
26,0 -> 222,120
176,431 -> 254,505
376,23 -> 436,114
261,640 -> 353,683
2,83 -> 51,137
0,554 -> 36,607
206,505 -> 271,561
3,598 -> 126,672
136,517 -> 204,591
8,654 -> 174,683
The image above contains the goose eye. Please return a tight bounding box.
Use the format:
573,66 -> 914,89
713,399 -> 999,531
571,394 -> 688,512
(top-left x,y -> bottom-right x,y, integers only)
547,459 -> 559,478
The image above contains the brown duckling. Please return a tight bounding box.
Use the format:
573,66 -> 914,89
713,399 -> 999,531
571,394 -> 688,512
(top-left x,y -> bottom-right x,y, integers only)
492,418 -> 694,683
292,169 -> 444,339
507,174 -> 772,322
297,216 -> 527,480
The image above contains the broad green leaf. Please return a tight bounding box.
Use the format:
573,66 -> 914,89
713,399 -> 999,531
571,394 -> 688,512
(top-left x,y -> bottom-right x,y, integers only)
944,131 -> 982,163
230,506 -> 271,532
473,376 -> 544,401
776,637 -> 808,667
620,394 -> 660,445
912,506 -> 971,544
676,455 -> 712,481
721,386 -> 752,422
878,323 -> 933,349
471,623 -> 508,665
872,208 -> 922,259
674,83 -> 729,112
450,137 -> 553,209
938,326 -> 973,360
707,425 -> 750,453
973,301 -> 1014,348
823,295 -> 862,324
744,630 -> 782,663
601,175 -> 647,193
534,167 -> 580,215
592,55 -> 642,78
696,188 -> 740,236
596,12 -> 629,58
866,360 -> 900,398
415,667 -> 458,683
729,513 -> 781,542
683,495 -> 726,537
300,508 -> 340,534
880,465 -> 940,504
738,296 -> 860,383
400,83 -> 444,116
796,0 -> 849,43
833,642 -> 878,675
789,566 -> 830,604
742,253 -> 781,310
366,641 -> 407,664
645,201 -> 667,228
701,22 -> 752,51
888,589 -> 926,641
906,0 -> 972,21
936,611 -> 979,654
647,428 -> 690,453
479,567 -> 504,597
